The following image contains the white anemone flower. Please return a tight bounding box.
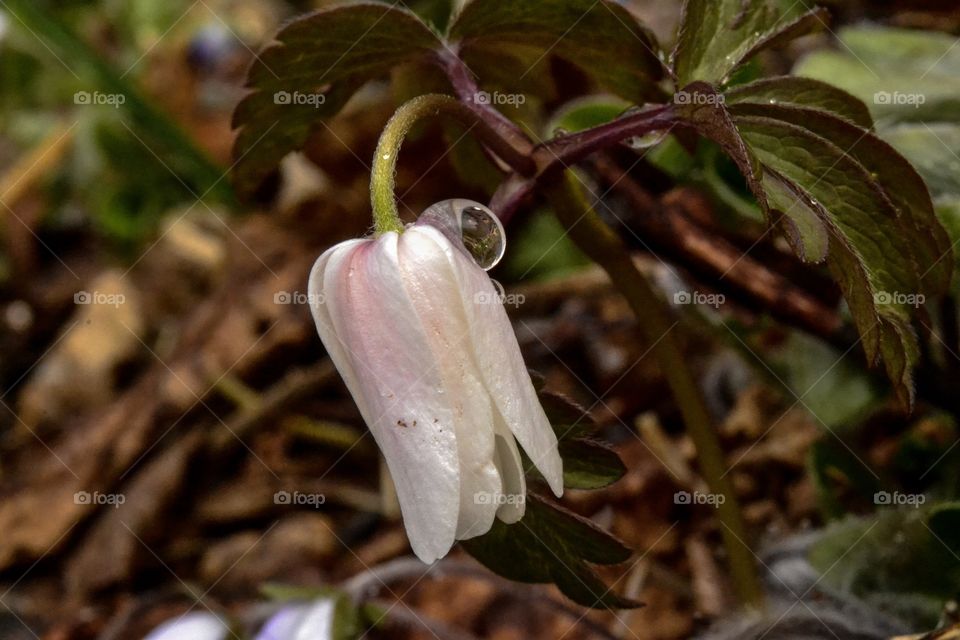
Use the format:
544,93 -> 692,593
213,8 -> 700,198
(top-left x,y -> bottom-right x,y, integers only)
308,199 -> 563,562
143,612 -> 230,640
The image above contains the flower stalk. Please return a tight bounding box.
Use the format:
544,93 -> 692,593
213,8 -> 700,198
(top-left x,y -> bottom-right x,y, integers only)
543,170 -> 764,609
370,94 -> 533,234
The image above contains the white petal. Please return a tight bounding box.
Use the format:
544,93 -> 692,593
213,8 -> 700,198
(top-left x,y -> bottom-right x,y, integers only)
493,416 -> 526,524
255,604 -> 310,640
411,226 -> 564,496
397,229 -> 501,541
143,612 -> 229,640
293,599 -> 336,640
311,235 -> 460,562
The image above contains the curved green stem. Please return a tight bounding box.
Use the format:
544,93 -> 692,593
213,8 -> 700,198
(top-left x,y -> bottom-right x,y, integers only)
370,94 -> 532,234
544,170 -> 765,609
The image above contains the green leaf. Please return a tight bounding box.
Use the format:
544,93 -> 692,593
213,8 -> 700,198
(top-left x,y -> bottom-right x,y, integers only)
449,0 -> 664,103
674,81 -> 949,402
546,95 -> 632,137
672,0 -> 828,86
725,76 -> 874,128
884,123 -> 960,201
809,506 -> 960,628
231,3 -> 443,198
733,114 -> 925,404
557,439 -> 626,490
462,495 -> 639,609
727,103 -> 953,297
795,26 -> 960,124
533,387 -> 626,489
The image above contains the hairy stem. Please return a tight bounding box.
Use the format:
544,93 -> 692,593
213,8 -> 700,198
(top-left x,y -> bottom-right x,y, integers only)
490,105 -> 677,221
371,94 -> 532,233
544,170 -> 764,609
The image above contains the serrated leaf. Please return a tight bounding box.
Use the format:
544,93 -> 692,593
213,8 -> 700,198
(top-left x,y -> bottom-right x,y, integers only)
462,495 -> 639,609
231,3 -> 443,198
674,82 -> 948,401
673,0 -> 828,86
725,76 -> 873,128
532,387 -> 626,489
733,114 -> 924,403
728,103 -> 953,296
557,439 -> 626,490
449,0 -> 664,104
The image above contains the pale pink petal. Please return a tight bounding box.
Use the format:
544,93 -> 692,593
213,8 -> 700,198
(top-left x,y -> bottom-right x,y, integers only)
397,229 -> 501,541
412,225 -> 564,496
493,416 -> 526,524
311,235 -> 460,562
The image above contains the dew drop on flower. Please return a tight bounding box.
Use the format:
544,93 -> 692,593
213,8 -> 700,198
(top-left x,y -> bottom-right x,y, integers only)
460,205 -> 506,270
416,199 -> 506,270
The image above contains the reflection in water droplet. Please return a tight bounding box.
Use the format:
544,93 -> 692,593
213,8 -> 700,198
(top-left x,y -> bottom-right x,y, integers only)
461,206 -> 506,270
416,199 -> 507,270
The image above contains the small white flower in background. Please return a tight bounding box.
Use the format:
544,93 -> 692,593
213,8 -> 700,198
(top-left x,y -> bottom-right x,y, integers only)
255,599 -> 335,640
143,611 -> 230,640
309,199 -> 563,563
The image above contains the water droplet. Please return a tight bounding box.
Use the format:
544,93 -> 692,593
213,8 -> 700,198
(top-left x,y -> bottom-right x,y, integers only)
460,205 -> 506,269
768,98 -> 778,105
624,130 -> 667,150
416,199 -> 507,270
382,153 -> 391,160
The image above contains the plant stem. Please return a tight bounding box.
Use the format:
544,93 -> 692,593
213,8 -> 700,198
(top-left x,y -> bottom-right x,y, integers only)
544,170 -> 764,609
371,94 -> 532,234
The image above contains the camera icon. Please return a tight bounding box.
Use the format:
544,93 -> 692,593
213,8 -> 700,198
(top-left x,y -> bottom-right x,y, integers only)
74,91 -> 91,105
673,291 -> 692,305
674,490 -> 692,505
274,490 -> 292,505
74,491 -> 92,504
674,91 -> 691,105
873,91 -> 891,105
874,490 -> 892,505
473,91 -> 491,105
274,291 -> 292,304
74,291 -> 92,304
274,91 -> 292,105
874,291 -> 892,304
